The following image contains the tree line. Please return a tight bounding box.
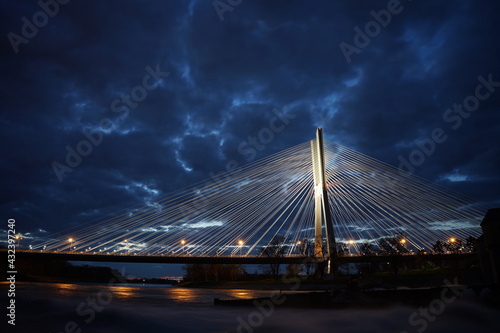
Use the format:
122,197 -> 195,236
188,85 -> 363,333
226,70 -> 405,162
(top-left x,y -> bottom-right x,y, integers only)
182,235 -> 478,281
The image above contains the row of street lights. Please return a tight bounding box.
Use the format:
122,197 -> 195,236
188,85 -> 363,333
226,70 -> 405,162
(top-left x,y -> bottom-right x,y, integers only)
179,239 -> 245,255
47,236 -> 459,254
345,237 -> 456,246
65,238 -> 129,252
59,238 -> 306,255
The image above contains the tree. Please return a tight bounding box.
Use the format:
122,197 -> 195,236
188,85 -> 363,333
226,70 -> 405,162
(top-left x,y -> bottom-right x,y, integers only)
360,242 -> 377,256
297,239 -> 314,256
444,238 -> 463,253
183,264 -> 209,281
183,264 -> 246,281
377,234 -> 410,255
285,264 -> 301,278
297,239 -> 315,277
432,240 -> 444,253
464,236 -> 477,253
260,235 -> 289,278
336,242 -> 348,256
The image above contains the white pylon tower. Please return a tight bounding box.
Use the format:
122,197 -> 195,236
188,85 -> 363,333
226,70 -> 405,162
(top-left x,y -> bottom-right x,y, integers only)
311,128 -> 337,265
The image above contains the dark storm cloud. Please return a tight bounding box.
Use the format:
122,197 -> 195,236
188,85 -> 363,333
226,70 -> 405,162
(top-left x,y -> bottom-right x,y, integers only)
1,0 -> 499,240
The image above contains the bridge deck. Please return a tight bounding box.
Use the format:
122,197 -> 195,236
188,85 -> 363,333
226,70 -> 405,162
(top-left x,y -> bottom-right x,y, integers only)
7,250 -> 478,265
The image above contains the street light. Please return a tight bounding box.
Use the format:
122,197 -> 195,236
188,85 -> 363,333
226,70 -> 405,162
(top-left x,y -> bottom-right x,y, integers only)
295,240 -> 302,255
15,235 -> 21,249
449,237 -> 456,243
348,240 -> 355,255
400,238 -> 406,244
68,238 -> 73,251
238,240 -> 244,256
181,240 -> 186,254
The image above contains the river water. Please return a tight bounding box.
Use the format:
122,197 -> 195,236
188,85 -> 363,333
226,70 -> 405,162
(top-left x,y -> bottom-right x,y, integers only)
1,282 -> 499,332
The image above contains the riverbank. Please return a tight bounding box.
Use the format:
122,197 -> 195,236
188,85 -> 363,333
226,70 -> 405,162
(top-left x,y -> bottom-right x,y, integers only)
177,265 -> 484,291
177,279 -> 345,290
214,286 -> 498,309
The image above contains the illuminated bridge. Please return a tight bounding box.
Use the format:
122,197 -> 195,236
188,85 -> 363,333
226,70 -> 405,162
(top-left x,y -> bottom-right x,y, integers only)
12,129 -> 485,268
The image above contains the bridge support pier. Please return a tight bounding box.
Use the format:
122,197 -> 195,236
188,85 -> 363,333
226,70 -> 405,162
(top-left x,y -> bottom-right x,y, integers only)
311,128 -> 337,274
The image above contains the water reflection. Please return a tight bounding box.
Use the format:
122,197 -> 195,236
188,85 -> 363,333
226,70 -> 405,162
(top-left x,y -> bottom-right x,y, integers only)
109,285 -> 137,300
167,288 -> 199,303
53,283 -> 80,297
46,283 -> 141,301
224,289 -> 256,299
14,282 -> 291,306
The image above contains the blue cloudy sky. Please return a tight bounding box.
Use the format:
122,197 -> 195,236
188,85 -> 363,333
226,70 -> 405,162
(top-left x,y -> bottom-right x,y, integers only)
1,0 -> 499,276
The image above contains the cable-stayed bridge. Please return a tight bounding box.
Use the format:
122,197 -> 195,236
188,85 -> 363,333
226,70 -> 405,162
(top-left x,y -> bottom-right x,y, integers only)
14,129 -> 485,266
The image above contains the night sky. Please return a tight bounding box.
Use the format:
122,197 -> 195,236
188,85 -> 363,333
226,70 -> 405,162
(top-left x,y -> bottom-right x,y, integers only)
1,0 -> 500,277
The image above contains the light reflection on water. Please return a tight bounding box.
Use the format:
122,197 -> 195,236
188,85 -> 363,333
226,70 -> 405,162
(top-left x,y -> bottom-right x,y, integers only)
222,289 -> 259,299
166,287 -> 200,303
108,285 -> 137,300
7,282 -> 282,306
164,288 -> 272,303
52,283 -> 80,297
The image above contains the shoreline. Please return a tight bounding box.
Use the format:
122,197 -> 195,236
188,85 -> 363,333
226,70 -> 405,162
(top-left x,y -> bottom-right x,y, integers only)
214,286 -> 497,309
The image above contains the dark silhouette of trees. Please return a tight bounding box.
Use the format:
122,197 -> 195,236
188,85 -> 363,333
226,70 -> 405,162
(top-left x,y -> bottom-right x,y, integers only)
431,237 -> 477,254
377,234 -> 410,255
432,240 -> 445,253
336,242 -> 348,256
284,264 -> 301,278
8,258 -> 126,283
183,264 -> 245,281
297,238 -> 315,276
260,235 -> 289,278
297,238 -> 314,256
360,242 -> 377,256
464,236 -> 478,253
444,238 -> 464,253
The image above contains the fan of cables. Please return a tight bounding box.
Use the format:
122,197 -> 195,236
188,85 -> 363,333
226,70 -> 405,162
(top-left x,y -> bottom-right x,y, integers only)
33,139 -> 485,256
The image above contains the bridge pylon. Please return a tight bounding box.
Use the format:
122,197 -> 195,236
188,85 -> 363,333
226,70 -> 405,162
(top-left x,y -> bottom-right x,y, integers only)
311,127 -> 337,272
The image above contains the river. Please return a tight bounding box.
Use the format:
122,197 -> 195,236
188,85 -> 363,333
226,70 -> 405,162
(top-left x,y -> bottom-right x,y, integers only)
1,282 -> 498,332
